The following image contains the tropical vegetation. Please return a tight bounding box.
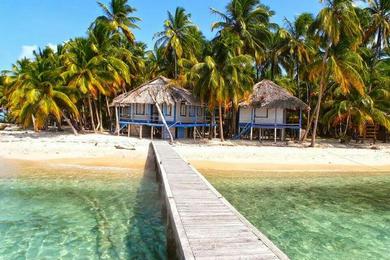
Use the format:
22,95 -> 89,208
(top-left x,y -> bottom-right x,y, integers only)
0,0 -> 389,145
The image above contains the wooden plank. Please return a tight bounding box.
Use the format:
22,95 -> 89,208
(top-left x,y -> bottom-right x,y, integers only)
152,142 -> 289,260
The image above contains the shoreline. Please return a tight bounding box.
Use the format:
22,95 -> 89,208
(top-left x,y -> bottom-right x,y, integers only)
1,130 -> 389,173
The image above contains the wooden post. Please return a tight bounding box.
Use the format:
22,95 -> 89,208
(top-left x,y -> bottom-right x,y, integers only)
274,109 -> 277,143
115,106 -> 120,136
127,124 -> 130,137
259,128 -> 262,141
139,125 -> 143,139
250,107 -> 254,141
151,126 -> 154,140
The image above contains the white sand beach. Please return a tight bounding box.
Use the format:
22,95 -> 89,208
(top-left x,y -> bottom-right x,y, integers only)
0,128 -> 389,172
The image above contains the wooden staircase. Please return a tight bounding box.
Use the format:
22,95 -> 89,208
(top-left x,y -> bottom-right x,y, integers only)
358,123 -> 379,143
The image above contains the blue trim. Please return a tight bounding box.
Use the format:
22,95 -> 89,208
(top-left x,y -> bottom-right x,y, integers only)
238,123 -> 301,129
119,118 -> 210,129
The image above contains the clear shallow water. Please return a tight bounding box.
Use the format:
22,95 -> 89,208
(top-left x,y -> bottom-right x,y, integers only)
204,171 -> 390,260
0,161 -> 166,259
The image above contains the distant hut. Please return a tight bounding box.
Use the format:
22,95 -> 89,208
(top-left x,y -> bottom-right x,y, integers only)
112,76 -> 209,140
237,80 -> 309,142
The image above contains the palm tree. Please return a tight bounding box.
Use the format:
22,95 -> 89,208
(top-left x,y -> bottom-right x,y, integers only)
6,49 -> 79,133
96,0 -> 140,43
283,13 -> 314,99
211,0 -> 273,77
362,0 -> 390,57
211,0 -> 272,53
188,34 -> 254,141
154,7 -> 200,79
62,37 -> 111,132
308,0 -> 363,146
322,88 -> 390,139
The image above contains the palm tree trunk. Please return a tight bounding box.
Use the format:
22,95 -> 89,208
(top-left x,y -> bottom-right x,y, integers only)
93,100 -> 101,132
174,52 -> 178,79
296,55 -> 300,100
63,113 -> 78,135
311,41 -> 332,147
88,96 -> 96,132
98,95 -> 103,132
105,96 -> 113,131
154,101 -> 174,143
31,115 -> 38,132
218,103 -> 224,142
344,112 -> 351,136
209,110 -> 215,139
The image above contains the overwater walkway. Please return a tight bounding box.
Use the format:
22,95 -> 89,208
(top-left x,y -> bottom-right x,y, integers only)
152,142 -> 288,260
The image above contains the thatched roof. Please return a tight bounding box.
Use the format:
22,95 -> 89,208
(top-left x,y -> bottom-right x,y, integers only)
112,76 -> 200,106
240,80 -> 309,110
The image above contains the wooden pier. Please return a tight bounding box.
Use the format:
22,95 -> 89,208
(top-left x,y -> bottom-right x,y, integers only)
152,142 -> 289,260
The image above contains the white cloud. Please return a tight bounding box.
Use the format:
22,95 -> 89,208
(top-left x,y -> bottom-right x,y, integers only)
47,43 -> 57,51
19,45 -> 38,59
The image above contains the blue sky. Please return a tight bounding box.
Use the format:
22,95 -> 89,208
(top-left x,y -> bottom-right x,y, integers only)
0,0 -> 322,70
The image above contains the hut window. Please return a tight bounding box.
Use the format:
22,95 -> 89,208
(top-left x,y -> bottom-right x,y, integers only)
255,108 -> 268,118
197,107 -> 202,116
121,106 -> 131,118
189,106 -> 196,117
135,104 -> 145,115
180,103 -> 187,116
164,105 -> 172,116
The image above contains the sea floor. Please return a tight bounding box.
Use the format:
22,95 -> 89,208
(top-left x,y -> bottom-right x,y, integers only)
0,159 -> 166,259
203,170 -> 390,260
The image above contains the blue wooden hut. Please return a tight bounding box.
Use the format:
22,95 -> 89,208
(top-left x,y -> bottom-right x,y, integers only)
112,77 -> 209,139
236,80 -> 309,142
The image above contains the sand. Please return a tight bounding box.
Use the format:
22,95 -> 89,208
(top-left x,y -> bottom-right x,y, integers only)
0,129 -> 389,172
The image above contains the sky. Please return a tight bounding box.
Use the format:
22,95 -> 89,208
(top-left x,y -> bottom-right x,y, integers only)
0,0 -> 323,71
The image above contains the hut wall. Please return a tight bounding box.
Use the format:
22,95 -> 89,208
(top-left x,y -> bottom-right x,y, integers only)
239,107 -> 285,124
176,103 -> 206,123
159,104 -> 175,122
119,103 -> 152,121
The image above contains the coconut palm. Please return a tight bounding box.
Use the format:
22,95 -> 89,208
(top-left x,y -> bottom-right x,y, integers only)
307,0 -> 363,146
96,0 -> 140,43
6,49 -> 79,133
188,34 -> 254,141
283,13 -> 315,99
363,0 -> 390,56
154,7 -> 200,79
211,0 -> 273,54
211,0 -> 273,77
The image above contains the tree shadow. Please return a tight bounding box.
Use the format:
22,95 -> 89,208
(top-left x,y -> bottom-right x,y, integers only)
124,143 -> 167,259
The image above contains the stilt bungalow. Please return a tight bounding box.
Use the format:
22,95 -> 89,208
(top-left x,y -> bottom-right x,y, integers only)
236,80 -> 309,142
112,76 -> 209,140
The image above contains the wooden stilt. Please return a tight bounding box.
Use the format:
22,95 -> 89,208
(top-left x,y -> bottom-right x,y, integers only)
193,127 -> 196,140
127,124 -> 130,137
139,125 -> 143,139
151,126 -> 154,140
115,106 -> 120,136
281,129 -> 285,141
250,127 -> 253,141
259,128 -> 262,141
274,109 -> 277,143
274,128 -> 277,143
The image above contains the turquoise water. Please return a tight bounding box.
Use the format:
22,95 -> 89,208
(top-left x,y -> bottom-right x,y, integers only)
0,161 -> 166,259
204,171 -> 390,260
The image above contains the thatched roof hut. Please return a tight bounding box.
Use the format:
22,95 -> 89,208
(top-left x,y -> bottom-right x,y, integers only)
112,76 -> 200,106
240,80 -> 309,110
